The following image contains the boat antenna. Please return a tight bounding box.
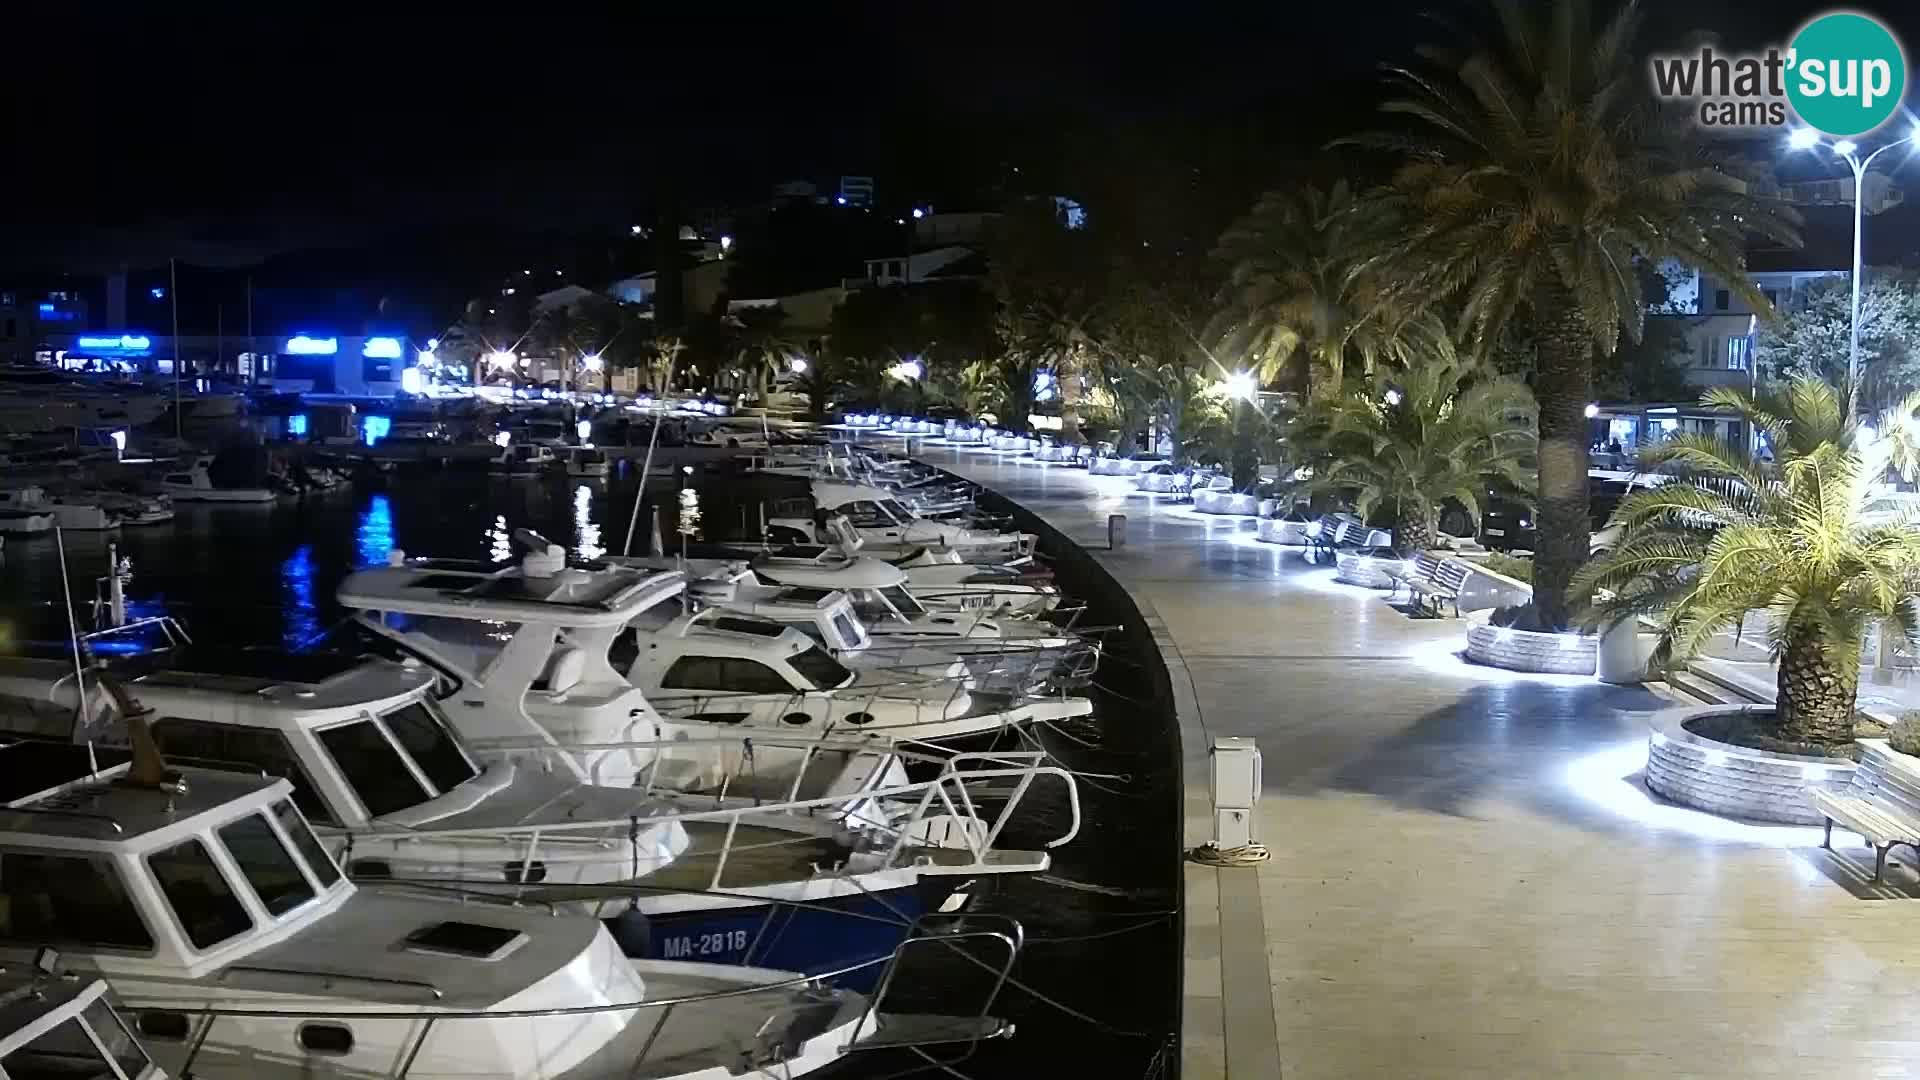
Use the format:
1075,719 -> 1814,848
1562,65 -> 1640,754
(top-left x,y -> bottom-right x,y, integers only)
53,528 -> 91,748
622,354 -> 676,555
95,672 -> 174,790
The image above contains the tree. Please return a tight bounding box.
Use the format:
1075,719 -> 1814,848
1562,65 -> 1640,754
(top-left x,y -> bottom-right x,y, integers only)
1352,0 -> 1799,627
728,305 -> 797,405
1290,355 -> 1536,554
987,200 -> 1095,434
1754,270 -> 1920,413
1213,181 -> 1448,402
1575,380 -> 1920,746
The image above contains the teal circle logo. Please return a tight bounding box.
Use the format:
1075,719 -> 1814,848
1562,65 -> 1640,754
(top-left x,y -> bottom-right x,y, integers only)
1787,12 -> 1906,136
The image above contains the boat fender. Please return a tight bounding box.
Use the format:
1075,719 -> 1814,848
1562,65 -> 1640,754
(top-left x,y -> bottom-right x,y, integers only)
606,910 -> 653,956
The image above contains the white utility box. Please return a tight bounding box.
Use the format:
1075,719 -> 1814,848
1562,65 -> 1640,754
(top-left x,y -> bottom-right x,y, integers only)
1211,736 -> 1262,850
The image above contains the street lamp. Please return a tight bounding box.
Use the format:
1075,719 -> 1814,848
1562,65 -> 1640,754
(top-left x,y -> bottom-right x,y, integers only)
582,353 -> 603,372
788,357 -> 809,374
1785,124 -> 1920,405
1222,371 -> 1256,402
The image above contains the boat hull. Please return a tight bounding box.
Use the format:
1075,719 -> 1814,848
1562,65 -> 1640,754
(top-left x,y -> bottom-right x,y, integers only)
162,486 -> 279,503
609,878 -> 952,991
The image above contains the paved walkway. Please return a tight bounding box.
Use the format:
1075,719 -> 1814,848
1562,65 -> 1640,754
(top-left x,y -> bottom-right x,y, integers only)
913,446 -> 1920,1080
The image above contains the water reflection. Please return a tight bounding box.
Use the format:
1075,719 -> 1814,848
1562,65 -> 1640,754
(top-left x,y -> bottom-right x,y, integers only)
356,494 -> 394,567
677,486 -> 702,539
280,544 -> 319,649
488,515 -> 512,563
574,485 -> 604,561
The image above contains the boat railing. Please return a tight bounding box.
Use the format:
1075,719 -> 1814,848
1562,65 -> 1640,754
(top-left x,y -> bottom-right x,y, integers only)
160,916 -> 1022,1078
347,751 -> 1079,894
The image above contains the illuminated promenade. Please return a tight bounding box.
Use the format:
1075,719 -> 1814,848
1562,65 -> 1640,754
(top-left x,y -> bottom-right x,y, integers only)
922,446 -> 1920,1080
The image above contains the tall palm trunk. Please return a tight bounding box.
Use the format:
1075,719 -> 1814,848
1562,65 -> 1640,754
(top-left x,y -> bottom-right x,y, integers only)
1392,499 -> 1434,556
1307,341 -> 1341,403
1532,286 -> 1594,629
1775,627 -> 1860,745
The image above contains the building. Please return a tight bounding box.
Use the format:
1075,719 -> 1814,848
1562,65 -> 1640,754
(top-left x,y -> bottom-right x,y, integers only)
837,176 -> 875,208
1779,172 -> 1905,215
859,245 -> 981,287
36,331 -> 414,396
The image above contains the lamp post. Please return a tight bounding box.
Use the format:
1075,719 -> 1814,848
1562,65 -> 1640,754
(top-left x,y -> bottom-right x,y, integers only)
1786,125 -> 1920,410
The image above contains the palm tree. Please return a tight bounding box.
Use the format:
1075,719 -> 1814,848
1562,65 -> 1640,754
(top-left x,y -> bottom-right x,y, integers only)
1214,181 -> 1450,403
1350,0 -> 1799,626
1292,355 -> 1536,554
1574,380 -> 1920,746
729,305 -> 795,405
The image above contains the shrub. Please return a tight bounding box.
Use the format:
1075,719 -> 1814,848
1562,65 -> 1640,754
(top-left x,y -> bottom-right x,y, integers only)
1891,712 -> 1920,757
1489,602 -> 1555,632
1481,551 -> 1534,583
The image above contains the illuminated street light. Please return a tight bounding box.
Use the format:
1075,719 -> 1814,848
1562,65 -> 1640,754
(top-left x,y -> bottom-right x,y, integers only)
911,208 -> 925,219
484,349 -> 517,370
788,357 -> 809,374
719,235 -> 733,251
889,360 -> 923,380
1383,389 -> 1402,406
582,353 -> 604,372
1784,125 -> 1920,405
1585,403 -> 1599,419
1223,371 -> 1256,402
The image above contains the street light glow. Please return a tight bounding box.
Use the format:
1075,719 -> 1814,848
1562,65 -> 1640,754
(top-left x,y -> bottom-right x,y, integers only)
1383,388 -> 1402,406
485,349 -> 517,370
788,357 -> 809,374
1585,403 -> 1600,418
1223,371 -> 1256,402
911,208 -> 925,219
583,353 -> 603,372
1834,139 -> 1859,156
1788,127 -> 1820,150
890,360 -> 923,380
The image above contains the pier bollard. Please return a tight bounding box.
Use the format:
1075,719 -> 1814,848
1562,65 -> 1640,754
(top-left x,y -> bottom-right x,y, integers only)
1108,513 -> 1126,549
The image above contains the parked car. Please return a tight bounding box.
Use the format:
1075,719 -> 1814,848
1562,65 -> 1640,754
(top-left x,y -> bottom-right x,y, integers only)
1478,474 -> 1670,553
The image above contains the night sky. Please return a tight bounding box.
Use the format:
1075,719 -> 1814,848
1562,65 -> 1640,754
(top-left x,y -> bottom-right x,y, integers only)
1,1 -> 1911,273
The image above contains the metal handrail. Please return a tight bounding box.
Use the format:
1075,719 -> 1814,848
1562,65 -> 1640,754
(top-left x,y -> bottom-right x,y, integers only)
0,806 -> 124,833
220,963 -> 444,1000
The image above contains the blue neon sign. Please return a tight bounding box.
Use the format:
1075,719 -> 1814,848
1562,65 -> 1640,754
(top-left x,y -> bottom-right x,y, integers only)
288,413 -> 309,437
284,335 -> 338,355
361,415 -> 391,446
362,336 -> 403,359
75,334 -> 153,352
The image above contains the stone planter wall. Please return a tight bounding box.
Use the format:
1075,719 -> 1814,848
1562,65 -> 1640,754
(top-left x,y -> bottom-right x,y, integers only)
1453,562 -> 1534,615
1136,474 -> 1190,493
1643,705 -> 1855,825
1256,519 -> 1312,545
1089,457 -> 1147,476
1465,621 -> 1597,675
1335,553 -> 1402,589
1192,491 -> 1260,516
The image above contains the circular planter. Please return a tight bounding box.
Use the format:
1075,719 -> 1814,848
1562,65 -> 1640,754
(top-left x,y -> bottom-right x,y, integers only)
1256,518 -> 1312,545
1335,552 -> 1402,589
1192,491 -> 1260,516
1644,705 -> 1856,825
1464,612 -> 1597,675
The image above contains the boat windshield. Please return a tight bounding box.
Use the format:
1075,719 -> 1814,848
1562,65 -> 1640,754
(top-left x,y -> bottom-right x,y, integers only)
217,811 -> 317,917
879,585 -> 925,617
148,837 -> 253,950
273,799 -> 341,887
379,701 -> 478,793
831,609 -> 867,650
789,644 -> 853,689
2,1002 -> 153,1080
316,719 -> 435,818
878,499 -> 914,523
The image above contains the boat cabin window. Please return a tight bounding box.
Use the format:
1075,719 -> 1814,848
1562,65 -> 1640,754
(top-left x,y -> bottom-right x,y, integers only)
841,501 -> 896,529
316,720 -> 433,818
273,799 -> 341,888
789,645 -> 853,690
147,838 -> 252,950
660,656 -> 794,694
217,812 -> 316,916
298,1023 -> 354,1056
831,611 -> 866,649
2,1003 -> 153,1080
0,851 -> 154,952
878,585 -> 924,617
151,718 -> 335,825
878,499 -> 913,523
379,702 -> 477,794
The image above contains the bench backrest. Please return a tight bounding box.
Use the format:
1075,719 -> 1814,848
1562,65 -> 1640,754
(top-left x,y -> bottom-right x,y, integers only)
1432,558 -> 1472,591
1413,552 -> 1446,580
1851,744 -> 1920,820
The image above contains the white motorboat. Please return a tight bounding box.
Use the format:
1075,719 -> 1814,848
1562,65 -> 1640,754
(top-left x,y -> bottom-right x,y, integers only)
157,458 -> 280,504
3,484 -> 173,530
0,651 -> 1068,978
0,486 -> 59,534
0,742 -> 1015,1079
0,365 -> 169,433
0,964 -> 166,1079
753,529 -> 1062,615
489,443 -> 558,475
683,562 -> 1098,692
767,481 -> 1034,560
77,488 -> 176,526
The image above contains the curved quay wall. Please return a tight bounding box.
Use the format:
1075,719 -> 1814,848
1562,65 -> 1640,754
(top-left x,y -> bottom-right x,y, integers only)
1643,705 -> 1855,825
1464,622 -> 1597,676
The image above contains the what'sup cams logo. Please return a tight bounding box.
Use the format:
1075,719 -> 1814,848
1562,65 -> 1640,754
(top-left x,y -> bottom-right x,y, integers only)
1650,10 -> 1906,136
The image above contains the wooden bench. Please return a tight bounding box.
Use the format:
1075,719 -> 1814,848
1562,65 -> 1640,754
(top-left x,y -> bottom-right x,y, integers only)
1397,552 -> 1472,618
1807,745 -> 1920,882
1305,514 -> 1351,562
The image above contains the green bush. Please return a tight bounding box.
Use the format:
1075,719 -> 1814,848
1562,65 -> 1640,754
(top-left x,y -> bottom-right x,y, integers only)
1481,551 -> 1534,584
1890,712 -> 1920,757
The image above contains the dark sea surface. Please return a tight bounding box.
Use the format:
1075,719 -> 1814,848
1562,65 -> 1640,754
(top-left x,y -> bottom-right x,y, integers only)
0,463 -> 1181,1080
